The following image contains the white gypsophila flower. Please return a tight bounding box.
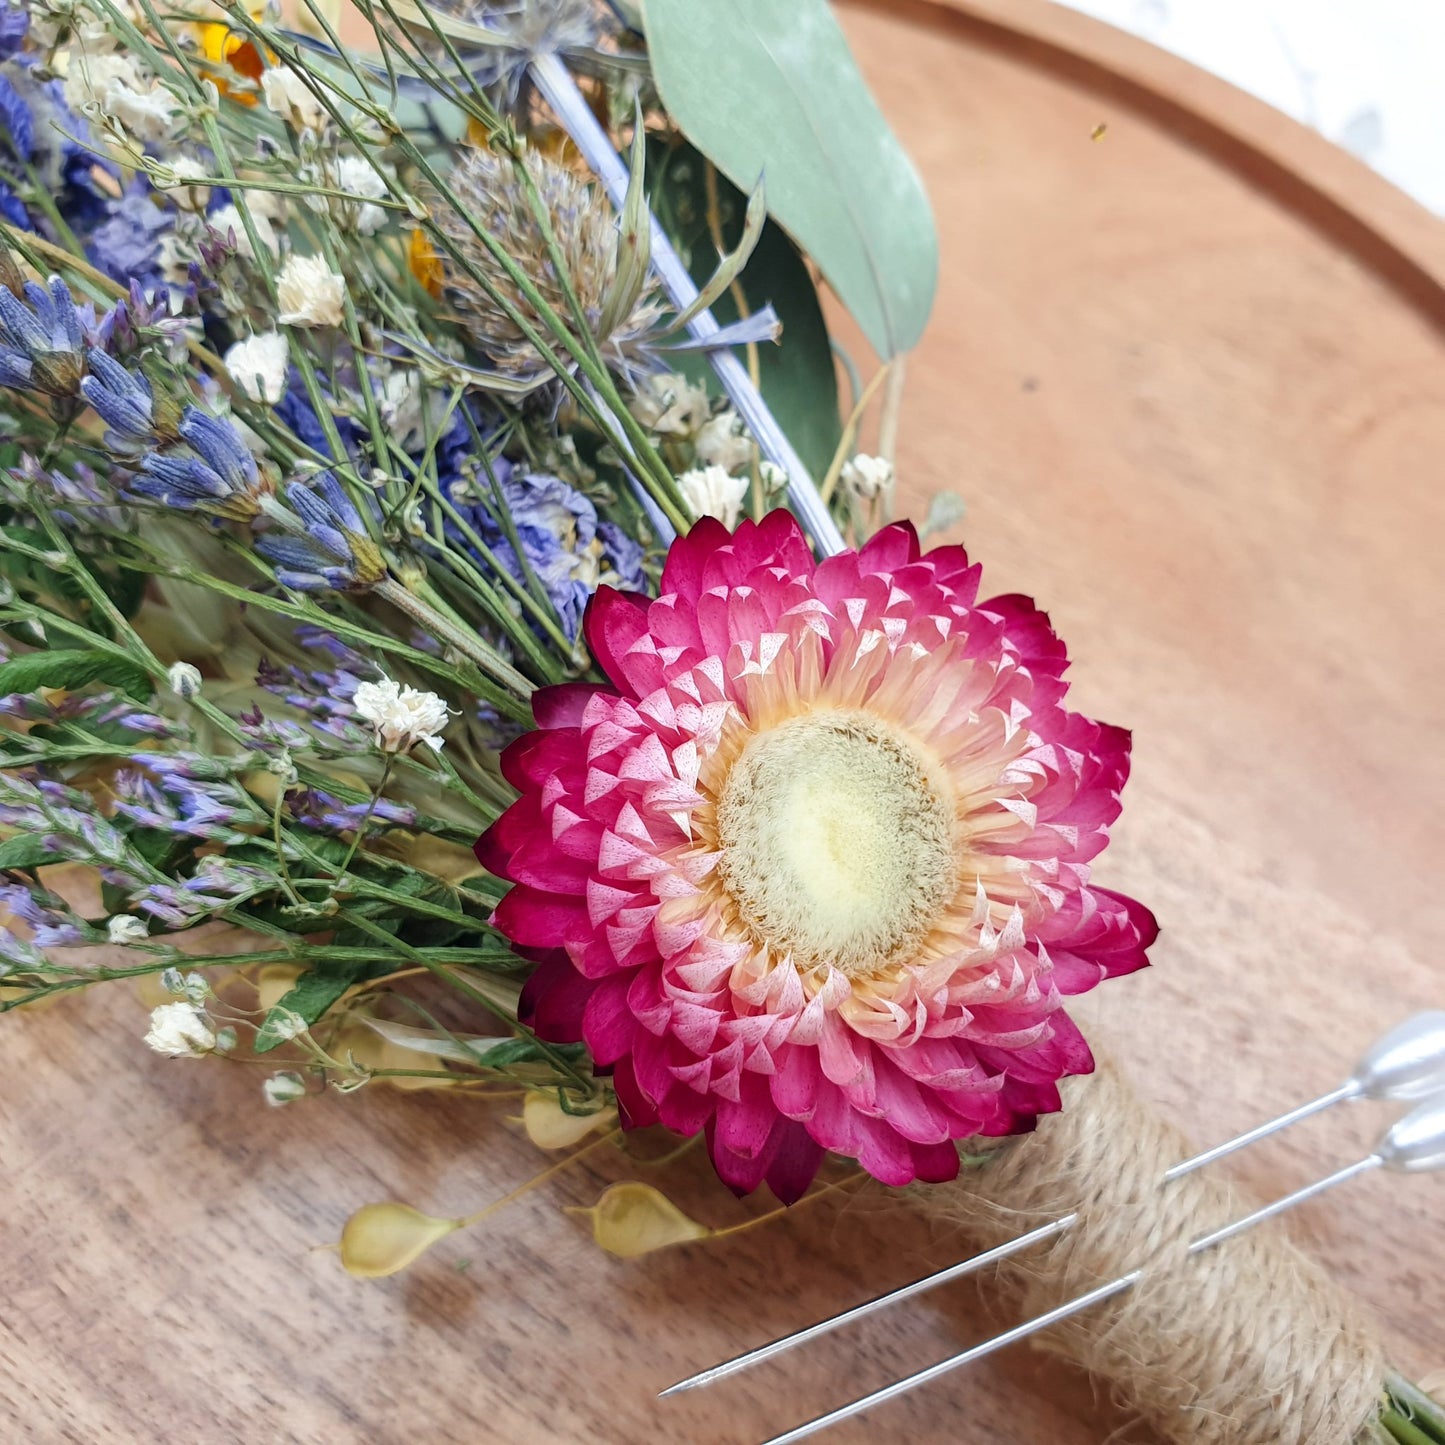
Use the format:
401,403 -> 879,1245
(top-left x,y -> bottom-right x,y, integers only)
758,461 -> 788,496
678,465 -> 750,530
144,1001 -> 217,1058
267,1009 -> 310,1042
351,677 -> 451,753
162,969 -> 209,1004
261,66 -> 327,132
630,373 -> 710,437
209,203 -> 278,261
693,411 -> 754,474
158,156 -> 212,213
62,52 -> 134,114
331,155 -> 388,236
105,80 -> 178,142
840,453 -> 895,502
167,661 -> 202,699
263,1071 -> 307,1106
106,915 -> 148,945
63,53 -> 176,142
276,254 -> 347,328
224,331 -> 289,405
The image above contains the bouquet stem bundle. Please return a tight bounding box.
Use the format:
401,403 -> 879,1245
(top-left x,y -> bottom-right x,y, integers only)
923,1064 -> 1442,1444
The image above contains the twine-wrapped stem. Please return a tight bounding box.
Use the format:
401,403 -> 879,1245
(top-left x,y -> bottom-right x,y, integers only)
919,1062 -> 1387,1445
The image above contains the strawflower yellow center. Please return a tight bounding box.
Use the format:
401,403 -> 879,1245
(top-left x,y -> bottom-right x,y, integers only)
715,709 -> 957,979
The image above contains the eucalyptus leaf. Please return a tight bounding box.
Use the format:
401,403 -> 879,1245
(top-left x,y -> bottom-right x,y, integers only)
255,959 -> 374,1052
642,0 -> 938,358
650,139 -> 842,480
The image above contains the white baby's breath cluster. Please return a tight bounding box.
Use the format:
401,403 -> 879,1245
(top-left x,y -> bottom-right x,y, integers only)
62,49 -> 178,143
224,332 -> 290,405
351,678 -> 452,754
840,452 -> 895,502
678,465 -> 750,530
276,254 -> 348,328
106,914 -> 149,945
630,372 -> 710,437
144,1001 -> 218,1057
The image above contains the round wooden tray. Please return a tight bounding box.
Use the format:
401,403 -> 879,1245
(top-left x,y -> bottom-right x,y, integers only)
4,2 -> 1442,1441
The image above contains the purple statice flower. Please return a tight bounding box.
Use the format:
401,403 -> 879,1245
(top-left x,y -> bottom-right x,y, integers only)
290,788 -> 417,832
439,468 -> 647,640
0,683 -> 128,722
137,859 -> 275,928
0,882 -> 85,949
87,185 -> 174,291
256,473 -> 386,593
0,275 -> 87,396
80,349 -> 154,448
235,707 -> 314,755
100,708 -> 188,739
0,773 -> 136,869
256,652 -> 371,748
112,762 -> 248,840
7,455 -> 132,533
107,766 -> 172,831
132,405 -> 268,518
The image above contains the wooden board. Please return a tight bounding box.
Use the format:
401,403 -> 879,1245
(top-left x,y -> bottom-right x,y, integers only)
3,2 -> 1443,1441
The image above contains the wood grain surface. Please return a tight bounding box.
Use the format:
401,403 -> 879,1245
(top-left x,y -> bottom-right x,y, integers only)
4,2 -> 1444,1441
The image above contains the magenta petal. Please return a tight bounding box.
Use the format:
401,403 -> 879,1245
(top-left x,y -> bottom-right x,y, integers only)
770,1043 -> 821,1119
581,975 -> 638,1066
611,1057 -> 661,1130
533,682 -> 606,729
519,954 -> 594,1043
584,587 -> 652,692
763,1120 -> 825,1205
492,886 -> 592,947
907,1139 -> 962,1185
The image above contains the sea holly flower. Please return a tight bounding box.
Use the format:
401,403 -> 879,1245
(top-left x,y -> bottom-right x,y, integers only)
479,514 -> 1157,1200
430,145 -> 661,383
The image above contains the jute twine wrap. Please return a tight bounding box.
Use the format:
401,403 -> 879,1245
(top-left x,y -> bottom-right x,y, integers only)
919,1063 -> 1386,1444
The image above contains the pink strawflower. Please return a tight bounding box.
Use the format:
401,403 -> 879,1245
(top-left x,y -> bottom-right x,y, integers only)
479,514 -> 1156,1201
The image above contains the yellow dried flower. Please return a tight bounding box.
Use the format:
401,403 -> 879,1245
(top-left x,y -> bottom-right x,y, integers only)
339,1202 -> 458,1278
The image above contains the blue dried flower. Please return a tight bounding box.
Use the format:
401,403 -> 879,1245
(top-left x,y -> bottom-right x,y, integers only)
0,62 -> 109,234
0,69 -> 33,162
0,275 -> 87,396
438,468 -> 647,640
0,5 -> 28,60
80,349 -> 154,446
88,186 -> 173,291
256,473 -> 386,593
133,405 -> 269,518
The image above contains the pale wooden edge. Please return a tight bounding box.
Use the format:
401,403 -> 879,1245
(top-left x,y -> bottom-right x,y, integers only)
839,0 -> 1445,330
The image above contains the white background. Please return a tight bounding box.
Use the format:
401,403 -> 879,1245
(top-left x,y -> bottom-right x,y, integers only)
1056,0 -> 1445,213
